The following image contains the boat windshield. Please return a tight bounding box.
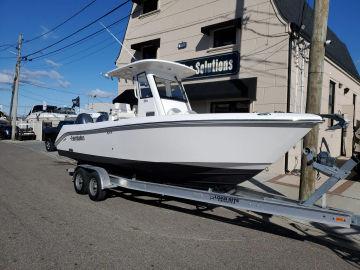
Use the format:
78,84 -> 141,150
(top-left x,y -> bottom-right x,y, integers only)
154,76 -> 188,102
30,105 -> 57,114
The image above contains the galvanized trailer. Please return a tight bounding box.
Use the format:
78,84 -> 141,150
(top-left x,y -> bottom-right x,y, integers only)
68,150 -> 360,228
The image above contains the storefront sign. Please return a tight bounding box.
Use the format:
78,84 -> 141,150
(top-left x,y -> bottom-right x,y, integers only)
179,51 -> 239,79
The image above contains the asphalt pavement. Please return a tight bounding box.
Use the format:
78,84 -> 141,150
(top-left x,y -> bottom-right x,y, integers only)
0,140 -> 359,269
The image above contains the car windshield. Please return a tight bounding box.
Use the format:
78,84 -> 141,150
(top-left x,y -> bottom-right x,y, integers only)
154,76 -> 188,102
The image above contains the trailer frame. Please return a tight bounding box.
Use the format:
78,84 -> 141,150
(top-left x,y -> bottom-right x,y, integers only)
68,155 -> 360,228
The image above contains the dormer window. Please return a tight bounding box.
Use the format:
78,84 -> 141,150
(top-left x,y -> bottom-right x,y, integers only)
201,18 -> 241,48
213,27 -> 237,48
142,0 -> 158,14
131,38 -> 160,60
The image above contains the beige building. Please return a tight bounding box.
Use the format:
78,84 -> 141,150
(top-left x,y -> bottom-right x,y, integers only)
115,0 -> 360,174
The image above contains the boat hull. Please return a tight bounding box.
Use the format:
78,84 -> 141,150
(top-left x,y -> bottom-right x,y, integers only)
56,114 -> 322,189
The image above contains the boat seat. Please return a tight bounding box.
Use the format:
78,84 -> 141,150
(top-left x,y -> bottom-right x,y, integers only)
111,103 -> 136,120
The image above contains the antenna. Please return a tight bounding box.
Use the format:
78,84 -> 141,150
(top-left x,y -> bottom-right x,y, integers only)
99,22 -> 136,61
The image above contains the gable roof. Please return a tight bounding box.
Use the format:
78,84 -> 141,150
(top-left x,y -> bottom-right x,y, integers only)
274,0 -> 360,82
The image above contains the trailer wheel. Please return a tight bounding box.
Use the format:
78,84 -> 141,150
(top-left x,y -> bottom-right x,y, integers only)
88,172 -> 107,201
73,168 -> 89,195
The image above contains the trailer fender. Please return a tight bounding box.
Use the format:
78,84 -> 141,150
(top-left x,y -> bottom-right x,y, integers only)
77,164 -> 112,190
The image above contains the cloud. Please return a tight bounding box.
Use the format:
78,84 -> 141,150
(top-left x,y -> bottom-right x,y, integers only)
0,68 -> 71,89
0,72 -> 13,84
22,68 -> 63,80
88,89 -> 114,98
40,25 -> 58,40
45,59 -> 61,68
58,79 -> 70,88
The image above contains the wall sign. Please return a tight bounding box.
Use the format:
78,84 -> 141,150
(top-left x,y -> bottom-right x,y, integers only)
178,51 -> 239,80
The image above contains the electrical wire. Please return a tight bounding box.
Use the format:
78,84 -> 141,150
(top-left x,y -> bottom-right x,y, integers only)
61,40 -> 117,66
26,11 -> 133,62
21,81 -> 86,96
24,0 -> 130,59
24,0 -> 98,43
28,34 -> 115,69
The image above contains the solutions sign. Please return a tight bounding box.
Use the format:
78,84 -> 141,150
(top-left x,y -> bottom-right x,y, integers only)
179,51 -> 239,79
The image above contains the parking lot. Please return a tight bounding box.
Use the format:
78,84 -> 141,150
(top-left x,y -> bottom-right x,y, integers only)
0,140 -> 359,269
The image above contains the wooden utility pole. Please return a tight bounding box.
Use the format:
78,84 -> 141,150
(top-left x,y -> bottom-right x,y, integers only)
10,33 -> 23,141
299,0 -> 329,200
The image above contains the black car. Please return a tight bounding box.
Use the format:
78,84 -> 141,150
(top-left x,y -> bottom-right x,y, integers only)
0,121 -> 12,139
43,120 -> 75,151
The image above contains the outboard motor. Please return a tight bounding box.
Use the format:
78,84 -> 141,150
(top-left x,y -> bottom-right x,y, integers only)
96,113 -> 109,122
75,113 -> 93,124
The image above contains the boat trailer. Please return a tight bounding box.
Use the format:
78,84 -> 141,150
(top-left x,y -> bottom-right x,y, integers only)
69,150 -> 360,228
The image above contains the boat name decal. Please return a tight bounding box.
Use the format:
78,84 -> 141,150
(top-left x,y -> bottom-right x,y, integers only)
209,194 -> 240,204
70,135 -> 85,141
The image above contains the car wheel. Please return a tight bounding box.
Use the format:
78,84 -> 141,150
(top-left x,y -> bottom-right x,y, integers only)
45,139 -> 55,151
88,172 -> 107,201
73,168 -> 90,195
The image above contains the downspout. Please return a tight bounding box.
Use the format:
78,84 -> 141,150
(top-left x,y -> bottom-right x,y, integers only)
284,22 -> 300,173
284,32 -> 293,173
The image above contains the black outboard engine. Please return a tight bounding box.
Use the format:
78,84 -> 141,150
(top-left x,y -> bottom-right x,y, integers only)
96,113 -> 109,122
75,113 -> 93,124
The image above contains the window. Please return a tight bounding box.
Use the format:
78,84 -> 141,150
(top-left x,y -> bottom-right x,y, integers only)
213,27 -> 236,48
154,76 -> 188,102
137,73 -> 152,99
328,80 -> 336,126
211,101 -> 250,113
142,0 -> 158,14
142,46 -> 158,59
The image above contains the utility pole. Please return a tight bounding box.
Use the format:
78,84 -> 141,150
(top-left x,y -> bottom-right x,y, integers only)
299,0 -> 329,201
10,33 -> 23,141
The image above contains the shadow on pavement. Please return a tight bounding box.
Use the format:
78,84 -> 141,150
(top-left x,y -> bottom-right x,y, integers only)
106,188 -> 360,268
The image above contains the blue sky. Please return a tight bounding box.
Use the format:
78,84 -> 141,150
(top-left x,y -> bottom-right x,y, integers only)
0,0 -> 132,115
0,0 -> 359,116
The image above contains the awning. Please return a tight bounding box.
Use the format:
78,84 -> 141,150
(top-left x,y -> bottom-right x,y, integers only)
201,18 -> 242,35
184,78 -> 257,101
131,38 -> 160,51
112,89 -> 138,106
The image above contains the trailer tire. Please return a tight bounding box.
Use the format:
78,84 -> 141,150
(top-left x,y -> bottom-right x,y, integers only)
73,168 -> 89,195
88,172 -> 107,201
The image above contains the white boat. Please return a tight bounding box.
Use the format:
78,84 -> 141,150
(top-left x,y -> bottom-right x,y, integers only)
26,105 -> 78,123
56,60 -> 322,190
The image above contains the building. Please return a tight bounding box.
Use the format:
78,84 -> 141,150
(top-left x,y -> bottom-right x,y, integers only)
115,0 -> 360,174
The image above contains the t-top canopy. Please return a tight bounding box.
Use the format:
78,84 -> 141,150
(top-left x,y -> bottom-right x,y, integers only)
106,59 -> 196,81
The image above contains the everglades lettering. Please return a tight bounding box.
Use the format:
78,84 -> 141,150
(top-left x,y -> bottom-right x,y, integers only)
70,135 -> 85,141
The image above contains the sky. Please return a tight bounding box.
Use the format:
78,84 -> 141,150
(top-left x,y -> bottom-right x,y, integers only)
0,0 -> 359,116
0,0 -> 132,115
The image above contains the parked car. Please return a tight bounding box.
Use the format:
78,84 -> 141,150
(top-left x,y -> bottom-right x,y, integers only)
0,121 -> 11,139
16,123 -> 36,141
43,120 -> 75,151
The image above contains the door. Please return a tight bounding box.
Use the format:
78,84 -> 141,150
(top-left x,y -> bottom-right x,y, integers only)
136,72 -> 158,117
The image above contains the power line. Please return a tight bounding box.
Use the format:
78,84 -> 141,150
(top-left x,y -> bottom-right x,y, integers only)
27,11 -> 133,62
24,0 -> 98,43
21,81 -> 86,96
27,34 -> 114,69
24,0 -> 130,59
62,40 -> 117,66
